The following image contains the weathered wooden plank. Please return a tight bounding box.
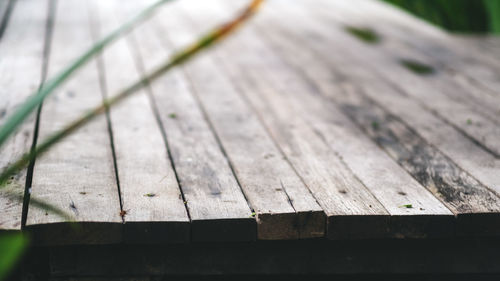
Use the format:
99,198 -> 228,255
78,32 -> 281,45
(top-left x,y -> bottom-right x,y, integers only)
338,90 -> 500,236
350,0 -> 500,98
314,0 -> 500,126
265,0 -> 500,236
224,0 -> 454,239
26,0 -> 122,245
283,0 -> 500,159
154,0 -> 325,240
309,1 -> 500,122
201,1 -> 390,239
259,0 -> 500,203
455,35 -> 500,64
0,0 -> 49,232
116,1 -> 255,242
91,0 -> 190,244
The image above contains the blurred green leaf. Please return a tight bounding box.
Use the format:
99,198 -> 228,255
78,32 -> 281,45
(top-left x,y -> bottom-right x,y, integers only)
0,233 -> 28,281
0,0 -> 174,150
383,0 -> 498,34
0,0 -> 264,187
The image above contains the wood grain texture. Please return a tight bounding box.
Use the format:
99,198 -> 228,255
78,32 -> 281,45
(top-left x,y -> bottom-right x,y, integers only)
455,35 -> 500,64
26,0 -> 122,245
245,0 -> 455,238
0,0 -> 48,232
92,0 -> 190,244
338,90 -> 500,236
2,0 -> 500,242
285,0 -> 500,159
260,0 -> 500,201
313,0 -> 500,131
262,0 -> 500,236
351,0 -> 500,98
170,0 -> 325,240
207,1 -> 391,239
118,0 -> 255,242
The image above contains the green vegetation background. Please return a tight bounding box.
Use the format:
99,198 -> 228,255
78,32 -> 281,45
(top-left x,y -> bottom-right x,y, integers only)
383,0 -> 500,34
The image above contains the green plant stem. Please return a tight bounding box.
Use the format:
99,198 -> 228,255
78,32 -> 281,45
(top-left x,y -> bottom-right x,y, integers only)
0,0 -> 264,186
0,0 -> 174,150
2,191 -> 73,221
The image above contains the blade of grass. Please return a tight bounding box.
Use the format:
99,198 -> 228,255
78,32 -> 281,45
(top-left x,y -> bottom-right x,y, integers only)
1,190 -> 73,222
0,0 -> 174,150
0,0 -> 264,186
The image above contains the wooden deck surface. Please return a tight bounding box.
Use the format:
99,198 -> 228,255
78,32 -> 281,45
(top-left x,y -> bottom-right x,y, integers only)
1,0 -> 500,245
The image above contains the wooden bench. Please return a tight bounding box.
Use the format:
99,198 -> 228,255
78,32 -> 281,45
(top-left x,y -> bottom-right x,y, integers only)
1,0 -> 500,277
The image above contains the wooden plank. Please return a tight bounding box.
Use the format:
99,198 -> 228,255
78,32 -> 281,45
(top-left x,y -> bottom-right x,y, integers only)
200,1 -> 390,239
286,0 -> 500,158
154,0 -> 325,240
310,1 -> 500,122
352,0 -> 500,98
90,0 -> 190,244
117,1 -> 255,242
223,0 -> 454,239
258,0 -> 500,235
260,0 -> 500,201
275,0 -> 500,235
26,0 -> 122,245
314,0 -> 500,126
455,35 -> 500,64
338,90 -> 500,236
0,0 -> 49,232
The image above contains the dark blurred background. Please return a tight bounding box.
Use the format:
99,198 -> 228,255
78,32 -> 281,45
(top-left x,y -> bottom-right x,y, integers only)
383,0 -> 500,34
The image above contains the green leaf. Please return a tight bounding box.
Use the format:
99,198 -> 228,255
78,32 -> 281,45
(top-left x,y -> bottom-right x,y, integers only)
0,0 -> 174,150
0,0 -> 264,186
0,233 -> 28,280
400,59 -> 435,75
2,190 -> 73,221
345,26 -> 380,44
399,204 -> 413,208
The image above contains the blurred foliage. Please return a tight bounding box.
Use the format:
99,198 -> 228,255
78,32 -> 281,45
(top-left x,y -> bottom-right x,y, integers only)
0,233 -> 28,280
383,0 -> 500,34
